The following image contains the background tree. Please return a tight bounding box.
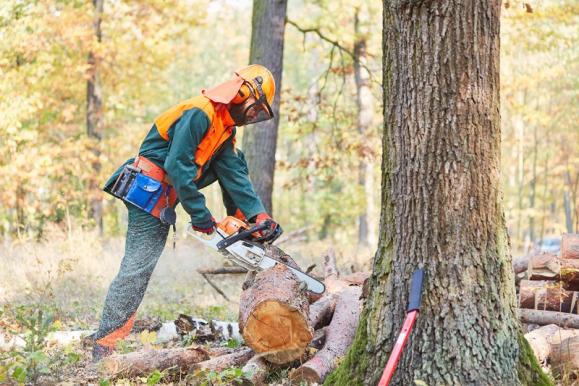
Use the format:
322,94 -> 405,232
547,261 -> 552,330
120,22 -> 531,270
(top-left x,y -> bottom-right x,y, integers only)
327,0 -> 549,384
87,0 -> 104,232
353,5 -> 376,247
242,0 -> 288,214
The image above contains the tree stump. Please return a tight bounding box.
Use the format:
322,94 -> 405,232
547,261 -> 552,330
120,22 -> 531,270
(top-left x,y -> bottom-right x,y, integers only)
238,264 -> 313,364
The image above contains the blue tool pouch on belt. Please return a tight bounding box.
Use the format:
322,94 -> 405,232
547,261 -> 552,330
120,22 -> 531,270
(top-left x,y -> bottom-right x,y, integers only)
110,165 -> 162,213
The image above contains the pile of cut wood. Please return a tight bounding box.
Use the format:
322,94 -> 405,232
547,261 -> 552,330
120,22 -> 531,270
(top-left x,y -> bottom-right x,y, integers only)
514,233 -> 579,376
98,248 -> 367,385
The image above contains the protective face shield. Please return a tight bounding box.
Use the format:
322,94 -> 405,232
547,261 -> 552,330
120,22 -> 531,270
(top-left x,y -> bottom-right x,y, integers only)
229,77 -> 274,126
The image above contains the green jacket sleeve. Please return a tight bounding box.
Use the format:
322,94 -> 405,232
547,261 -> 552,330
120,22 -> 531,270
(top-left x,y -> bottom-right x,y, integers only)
212,140 -> 266,220
164,108 -> 212,224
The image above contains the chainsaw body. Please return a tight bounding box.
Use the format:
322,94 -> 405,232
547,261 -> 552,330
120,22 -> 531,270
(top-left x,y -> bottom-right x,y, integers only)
188,216 -> 325,294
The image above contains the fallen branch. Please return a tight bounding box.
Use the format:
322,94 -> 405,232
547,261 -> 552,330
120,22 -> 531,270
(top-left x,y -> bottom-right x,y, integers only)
197,267 -> 248,275
274,226 -> 311,246
201,273 -> 234,303
99,346 -> 209,379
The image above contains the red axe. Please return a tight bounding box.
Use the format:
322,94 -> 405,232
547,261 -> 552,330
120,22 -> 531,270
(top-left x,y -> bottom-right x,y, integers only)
378,268 -> 425,386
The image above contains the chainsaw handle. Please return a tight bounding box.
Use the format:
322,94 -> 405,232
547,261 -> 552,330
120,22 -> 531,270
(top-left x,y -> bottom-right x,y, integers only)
216,222 -> 270,250
407,268 -> 425,312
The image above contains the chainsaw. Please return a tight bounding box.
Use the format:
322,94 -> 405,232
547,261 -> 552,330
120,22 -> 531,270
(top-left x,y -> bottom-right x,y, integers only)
187,216 -> 325,294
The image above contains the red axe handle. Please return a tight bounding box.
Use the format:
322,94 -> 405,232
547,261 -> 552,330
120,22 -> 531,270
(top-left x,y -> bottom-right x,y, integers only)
377,269 -> 425,386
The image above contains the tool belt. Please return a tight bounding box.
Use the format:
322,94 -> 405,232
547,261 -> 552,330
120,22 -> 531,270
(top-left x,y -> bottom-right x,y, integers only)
110,156 -> 177,225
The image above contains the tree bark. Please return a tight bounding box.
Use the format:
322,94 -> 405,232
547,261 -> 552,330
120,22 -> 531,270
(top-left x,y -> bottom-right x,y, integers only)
519,280 -> 578,314
242,0 -> 288,214
87,0 -> 104,232
99,347 -> 209,379
238,264 -> 313,364
354,6 -> 376,248
519,309 -> 579,329
326,1 -> 549,385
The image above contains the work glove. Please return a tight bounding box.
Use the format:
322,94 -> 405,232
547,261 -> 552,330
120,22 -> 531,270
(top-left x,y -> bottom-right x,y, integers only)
191,216 -> 216,235
252,213 -> 283,243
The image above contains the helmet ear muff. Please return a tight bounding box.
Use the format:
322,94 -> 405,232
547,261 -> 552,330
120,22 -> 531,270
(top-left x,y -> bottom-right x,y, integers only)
231,83 -> 252,105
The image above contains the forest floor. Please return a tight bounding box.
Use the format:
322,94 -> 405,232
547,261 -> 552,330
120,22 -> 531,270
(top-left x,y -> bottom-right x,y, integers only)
0,224 -> 373,385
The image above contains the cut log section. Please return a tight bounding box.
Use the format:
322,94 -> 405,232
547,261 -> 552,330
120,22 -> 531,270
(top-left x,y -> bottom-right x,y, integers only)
519,280 -> 578,314
561,233 -> 579,260
550,336 -> 579,374
239,264 -> 313,364
189,347 -> 253,373
99,346 -> 209,378
513,252 -> 556,275
519,308 -> 579,329
290,286 -> 362,384
524,256 -> 579,291
524,324 -> 579,365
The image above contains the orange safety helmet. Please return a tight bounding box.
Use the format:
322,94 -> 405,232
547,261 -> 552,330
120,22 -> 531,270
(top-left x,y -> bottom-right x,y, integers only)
203,64 -> 276,126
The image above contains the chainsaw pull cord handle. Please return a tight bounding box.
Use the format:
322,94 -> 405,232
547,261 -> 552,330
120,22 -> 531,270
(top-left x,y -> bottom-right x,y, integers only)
216,221 -> 271,250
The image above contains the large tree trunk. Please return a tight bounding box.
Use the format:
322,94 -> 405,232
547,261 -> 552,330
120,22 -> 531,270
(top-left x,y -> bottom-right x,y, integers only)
326,1 -> 549,385
354,6 -> 376,248
87,0 -> 104,232
242,0 -> 288,214
238,264 -> 313,364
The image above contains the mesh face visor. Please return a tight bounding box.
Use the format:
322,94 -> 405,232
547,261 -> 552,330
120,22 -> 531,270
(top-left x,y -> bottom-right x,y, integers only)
239,76 -> 274,125
241,100 -> 273,125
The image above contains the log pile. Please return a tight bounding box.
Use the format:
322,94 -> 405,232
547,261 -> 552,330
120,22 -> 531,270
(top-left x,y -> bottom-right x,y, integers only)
514,234 -> 579,322
98,248 -> 366,384
515,233 -> 579,376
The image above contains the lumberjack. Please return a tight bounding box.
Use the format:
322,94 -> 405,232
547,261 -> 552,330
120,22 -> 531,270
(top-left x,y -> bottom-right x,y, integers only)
89,65 -> 285,361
